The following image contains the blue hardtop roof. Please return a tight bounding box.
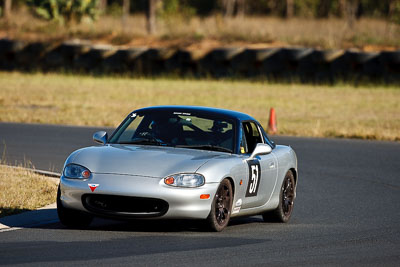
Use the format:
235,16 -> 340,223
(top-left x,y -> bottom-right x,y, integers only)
133,105 -> 257,122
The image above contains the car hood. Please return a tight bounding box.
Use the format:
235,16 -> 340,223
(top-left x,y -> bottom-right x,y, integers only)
67,144 -> 224,178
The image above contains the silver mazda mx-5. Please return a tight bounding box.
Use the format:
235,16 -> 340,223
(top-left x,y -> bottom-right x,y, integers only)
58,106 -> 298,231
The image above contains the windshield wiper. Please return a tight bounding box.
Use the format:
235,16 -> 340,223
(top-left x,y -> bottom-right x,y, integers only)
119,136 -> 168,146
176,144 -> 232,153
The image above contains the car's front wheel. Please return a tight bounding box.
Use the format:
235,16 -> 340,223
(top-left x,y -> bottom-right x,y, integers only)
206,179 -> 233,232
262,171 -> 295,223
57,185 -> 93,228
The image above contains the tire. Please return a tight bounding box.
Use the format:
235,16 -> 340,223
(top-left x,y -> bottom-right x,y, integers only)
206,179 -> 233,232
263,171 -> 295,223
57,185 -> 93,228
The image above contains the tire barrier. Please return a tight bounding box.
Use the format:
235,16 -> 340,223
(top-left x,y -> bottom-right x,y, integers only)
15,42 -> 51,70
298,49 -> 344,82
43,41 -> 92,71
102,47 -> 147,74
330,50 -> 380,81
1,38 -> 399,83
199,48 -> 244,77
139,48 -> 177,75
74,45 -> 116,72
0,39 -> 26,70
261,48 -> 313,80
379,51 -> 400,83
231,48 -> 278,77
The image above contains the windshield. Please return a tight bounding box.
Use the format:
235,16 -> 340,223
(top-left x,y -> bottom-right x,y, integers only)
109,111 -> 235,153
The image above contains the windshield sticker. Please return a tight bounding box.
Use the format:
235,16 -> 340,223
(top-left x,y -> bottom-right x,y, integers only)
173,112 -> 191,116
131,113 -> 137,118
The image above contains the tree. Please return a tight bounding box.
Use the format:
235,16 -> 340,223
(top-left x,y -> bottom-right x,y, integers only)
338,0 -> 346,17
122,0 -> 130,31
98,0 -> 107,13
220,0 -> 247,17
236,0 -> 246,17
146,0 -> 159,34
3,0 -> 12,19
317,0 -> 332,18
345,0 -> 359,29
221,0 -> 235,17
286,0 -> 294,18
388,0 -> 400,25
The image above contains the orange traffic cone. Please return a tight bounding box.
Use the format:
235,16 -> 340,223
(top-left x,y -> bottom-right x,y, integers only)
267,108 -> 277,134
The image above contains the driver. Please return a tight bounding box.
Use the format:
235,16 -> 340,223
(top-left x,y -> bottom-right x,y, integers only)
150,117 -> 169,140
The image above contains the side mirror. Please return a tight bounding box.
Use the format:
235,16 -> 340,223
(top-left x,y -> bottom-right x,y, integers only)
93,131 -> 108,145
249,143 -> 272,160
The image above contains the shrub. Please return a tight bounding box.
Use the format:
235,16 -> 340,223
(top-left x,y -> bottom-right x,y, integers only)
27,0 -> 99,24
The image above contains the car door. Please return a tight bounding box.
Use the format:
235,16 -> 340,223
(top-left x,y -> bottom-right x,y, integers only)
240,121 -> 278,209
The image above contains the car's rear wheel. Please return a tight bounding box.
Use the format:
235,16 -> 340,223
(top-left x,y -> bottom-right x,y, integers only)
206,179 -> 233,232
57,185 -> 93,228
262,171 -> 295,223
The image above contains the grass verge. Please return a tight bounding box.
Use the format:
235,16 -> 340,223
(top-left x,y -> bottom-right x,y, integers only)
0,164 -> 58,218
0,71 -> 399,141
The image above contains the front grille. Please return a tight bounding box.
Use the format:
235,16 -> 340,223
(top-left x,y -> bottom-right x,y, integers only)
82,194 -> 169,218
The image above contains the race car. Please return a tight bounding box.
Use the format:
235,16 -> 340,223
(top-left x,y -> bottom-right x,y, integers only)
57,105 -> 298,231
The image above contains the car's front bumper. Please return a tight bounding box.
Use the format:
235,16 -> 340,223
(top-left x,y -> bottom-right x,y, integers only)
59,173 -> 219,220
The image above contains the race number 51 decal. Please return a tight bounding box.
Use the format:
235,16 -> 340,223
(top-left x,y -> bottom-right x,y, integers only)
246,159 -> 261,197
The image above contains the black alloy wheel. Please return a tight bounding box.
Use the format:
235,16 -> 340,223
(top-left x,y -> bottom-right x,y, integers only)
263,171 -> 295,223
207,179 -> 233,232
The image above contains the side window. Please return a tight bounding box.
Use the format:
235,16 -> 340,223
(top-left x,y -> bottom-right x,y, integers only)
242,121 -> 263,153
240,126 -> 248,154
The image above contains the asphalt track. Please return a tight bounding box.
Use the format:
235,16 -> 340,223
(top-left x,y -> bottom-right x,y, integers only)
0,122 -> 399,266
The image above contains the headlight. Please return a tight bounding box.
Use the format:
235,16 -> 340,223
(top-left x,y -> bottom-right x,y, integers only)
164,173 -> 205,187
63,164 -> 91,179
